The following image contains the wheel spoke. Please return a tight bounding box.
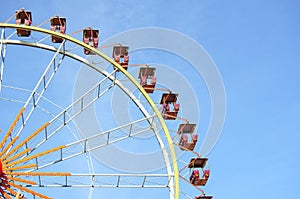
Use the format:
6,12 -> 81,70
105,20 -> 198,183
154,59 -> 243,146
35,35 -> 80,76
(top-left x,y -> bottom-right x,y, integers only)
0,28 -> 7,92
23,70 -> 116,155
0,23 -> 182,199
22,173 -> 173,188
27,115 -> 156,171
14,41 -> 66,139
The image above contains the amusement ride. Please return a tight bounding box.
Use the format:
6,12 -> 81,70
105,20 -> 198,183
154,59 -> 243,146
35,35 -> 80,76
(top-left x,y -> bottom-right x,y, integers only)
0,8 -> 214,199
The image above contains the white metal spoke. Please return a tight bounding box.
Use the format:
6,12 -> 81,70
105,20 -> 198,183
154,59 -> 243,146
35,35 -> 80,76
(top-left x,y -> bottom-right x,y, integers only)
0,28 -> 6,92
29,115 -> 156,171
0,24 -> 181,199
6,39 -> 176,197
25,71 -> 116,154
180,191 -> 194,199
6,28 -> 17,40
14,41 -> 66,138
37,34 -> 52,43
23,174 -> 173,188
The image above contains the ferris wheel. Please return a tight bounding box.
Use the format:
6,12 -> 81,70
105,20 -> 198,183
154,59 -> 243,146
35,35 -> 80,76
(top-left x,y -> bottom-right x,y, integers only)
0,8 -> 214,199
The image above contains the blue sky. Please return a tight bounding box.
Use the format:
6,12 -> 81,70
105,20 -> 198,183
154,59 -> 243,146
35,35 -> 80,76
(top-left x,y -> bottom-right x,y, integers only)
1,0 -> 300,199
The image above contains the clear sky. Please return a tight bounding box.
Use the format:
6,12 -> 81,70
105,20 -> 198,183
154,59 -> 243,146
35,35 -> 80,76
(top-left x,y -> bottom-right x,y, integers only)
1,0 -> 300,199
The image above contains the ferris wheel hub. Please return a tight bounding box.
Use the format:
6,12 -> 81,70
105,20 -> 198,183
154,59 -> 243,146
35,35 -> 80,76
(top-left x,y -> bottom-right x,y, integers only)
0,160 -> 8,193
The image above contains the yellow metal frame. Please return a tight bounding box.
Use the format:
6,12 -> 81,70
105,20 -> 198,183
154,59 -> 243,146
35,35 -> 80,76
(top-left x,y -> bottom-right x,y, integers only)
0,23 -> 179,199
0,107 -> 69,199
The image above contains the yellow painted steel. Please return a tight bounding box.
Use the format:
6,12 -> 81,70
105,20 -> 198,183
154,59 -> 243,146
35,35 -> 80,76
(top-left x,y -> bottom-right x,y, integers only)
3,163 -> 37,171
3,192 -> 12,199
5,187 -> 19,197
0,23 -> 180,199
1,148 -> 31,163
7,177 -> 36,185
2,122 -> 50,160
0,108 -> 25,149
0,136 -> 19,157
6,145 -> 65,167
8,181 -> 52,199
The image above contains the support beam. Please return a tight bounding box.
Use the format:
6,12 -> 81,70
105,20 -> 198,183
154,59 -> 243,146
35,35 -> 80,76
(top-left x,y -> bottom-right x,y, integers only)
22,173 -> 174,188
15,41 -> 66,138
0,28 -> 6,92
26,115 -> 156,171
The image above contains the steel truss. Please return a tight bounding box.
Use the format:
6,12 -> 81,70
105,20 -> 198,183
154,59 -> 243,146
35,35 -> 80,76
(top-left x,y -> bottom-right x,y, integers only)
23,173 -> 173,188
0,23 -> 178,199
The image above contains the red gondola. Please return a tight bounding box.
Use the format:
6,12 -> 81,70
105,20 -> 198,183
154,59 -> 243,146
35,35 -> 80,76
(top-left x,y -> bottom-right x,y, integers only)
112,45 -> 129,71
177,123 -> 198,151
83,28 -> 99,55
139,67 -> 156,93
160,93 -> 180,120
50,16 -> 66,43
194,196 -> 213,199
179,134 -> 198,151
15,9 -> 32,37
189,169 -> 210,186
188,157 -> 208,168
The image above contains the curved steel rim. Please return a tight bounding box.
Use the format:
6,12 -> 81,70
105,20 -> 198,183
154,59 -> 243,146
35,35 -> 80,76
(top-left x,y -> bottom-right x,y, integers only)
0,23 -> 179,199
